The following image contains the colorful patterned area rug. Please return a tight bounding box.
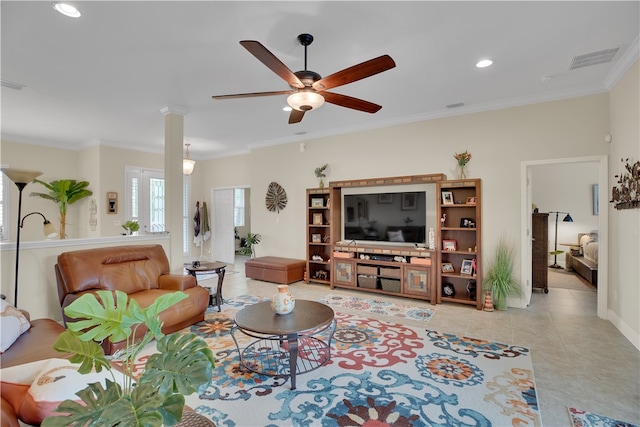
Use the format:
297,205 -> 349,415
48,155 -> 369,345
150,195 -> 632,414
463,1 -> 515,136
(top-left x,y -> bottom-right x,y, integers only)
319,293 -> 435,323
133,296 -> 541,426
568,407 -> 638,427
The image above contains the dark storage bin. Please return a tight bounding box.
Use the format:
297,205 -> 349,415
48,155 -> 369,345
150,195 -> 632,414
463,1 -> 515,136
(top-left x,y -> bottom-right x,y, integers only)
358,274 -> 378,289
380,278 -> 401,292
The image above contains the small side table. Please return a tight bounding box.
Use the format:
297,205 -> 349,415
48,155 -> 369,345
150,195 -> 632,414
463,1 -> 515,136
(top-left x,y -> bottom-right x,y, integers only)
184,262 -> 226,312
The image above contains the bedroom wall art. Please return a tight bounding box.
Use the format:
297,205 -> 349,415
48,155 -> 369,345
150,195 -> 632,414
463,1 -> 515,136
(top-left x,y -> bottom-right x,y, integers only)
610,158 -> 639,210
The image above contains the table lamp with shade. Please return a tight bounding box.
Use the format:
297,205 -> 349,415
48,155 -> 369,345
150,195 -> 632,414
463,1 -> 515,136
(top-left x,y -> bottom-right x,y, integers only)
1,168 -> 58,307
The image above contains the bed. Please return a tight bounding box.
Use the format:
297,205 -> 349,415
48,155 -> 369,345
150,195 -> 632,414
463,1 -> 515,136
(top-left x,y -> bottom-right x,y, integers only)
566,232 -> 598,286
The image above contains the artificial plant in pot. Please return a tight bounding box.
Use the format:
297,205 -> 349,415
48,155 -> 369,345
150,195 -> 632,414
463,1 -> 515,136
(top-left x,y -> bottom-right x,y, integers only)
237,232 -> 261,258
483,238 -> 523,310
42,290 -> 214,426
122,220 -> 140,235
30,179 -> 93,239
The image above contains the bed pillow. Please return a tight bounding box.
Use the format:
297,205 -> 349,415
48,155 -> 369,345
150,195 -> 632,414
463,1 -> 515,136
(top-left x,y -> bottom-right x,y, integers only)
579,234 -> 593,248
0,299 -> 31,353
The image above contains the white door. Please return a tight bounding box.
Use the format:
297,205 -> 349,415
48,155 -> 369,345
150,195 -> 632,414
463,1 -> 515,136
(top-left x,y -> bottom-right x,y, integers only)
211,188 -> 235,264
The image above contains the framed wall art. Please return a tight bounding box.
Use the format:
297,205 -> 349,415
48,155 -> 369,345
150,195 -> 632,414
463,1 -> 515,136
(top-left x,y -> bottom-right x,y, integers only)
107,192 -> 117,214
312,213 -> 323,225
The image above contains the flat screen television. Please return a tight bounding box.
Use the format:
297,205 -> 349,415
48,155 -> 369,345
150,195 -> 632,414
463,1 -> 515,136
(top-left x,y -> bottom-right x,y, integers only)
341,184 -> 437,246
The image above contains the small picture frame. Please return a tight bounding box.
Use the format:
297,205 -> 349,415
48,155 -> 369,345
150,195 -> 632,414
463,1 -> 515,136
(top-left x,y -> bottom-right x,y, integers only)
466,196 -> 476,205
107,192 -> 117,214
378,193 -> 393,204
460,218 -> 475,228
441,263 -> 454,273
442,239 -> 457,251
460,259 -> 474,276
311,198 -> 324,208
441,191 -> 454,205
311,233 -> 322,243
401,193 -> 417,210
312,213 -> 323,225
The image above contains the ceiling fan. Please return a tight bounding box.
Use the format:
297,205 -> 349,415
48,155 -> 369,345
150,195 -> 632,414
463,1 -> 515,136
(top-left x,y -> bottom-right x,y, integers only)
212,33 -> 396,124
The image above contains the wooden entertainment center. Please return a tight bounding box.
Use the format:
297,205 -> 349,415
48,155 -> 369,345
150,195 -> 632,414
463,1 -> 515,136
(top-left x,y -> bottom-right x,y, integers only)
305,174 -> 483,308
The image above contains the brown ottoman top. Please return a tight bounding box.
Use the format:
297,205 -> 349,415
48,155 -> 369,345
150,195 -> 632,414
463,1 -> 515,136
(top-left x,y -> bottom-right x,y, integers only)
245,256 -> 305,270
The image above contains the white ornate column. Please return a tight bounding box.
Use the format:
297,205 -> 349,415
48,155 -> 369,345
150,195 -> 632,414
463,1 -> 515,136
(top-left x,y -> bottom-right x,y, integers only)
161,105 -> 188,273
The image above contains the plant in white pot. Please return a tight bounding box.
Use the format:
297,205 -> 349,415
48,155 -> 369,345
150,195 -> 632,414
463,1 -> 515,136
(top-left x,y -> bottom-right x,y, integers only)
42,290 -> 214,426
483,238 -> 523,310
122,220 -> 140,235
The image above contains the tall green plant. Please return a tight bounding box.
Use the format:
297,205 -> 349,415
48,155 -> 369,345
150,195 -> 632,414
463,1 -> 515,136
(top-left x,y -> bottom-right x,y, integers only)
42,290 -> 214,427
238,232 -> 261,258
483,238 -> 523,310
30,179 -> 93,239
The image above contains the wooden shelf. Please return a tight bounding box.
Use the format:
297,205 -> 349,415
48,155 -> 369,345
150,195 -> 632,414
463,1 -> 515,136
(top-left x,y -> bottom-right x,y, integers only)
438,179 -> 482,309
306,188 -> 333,284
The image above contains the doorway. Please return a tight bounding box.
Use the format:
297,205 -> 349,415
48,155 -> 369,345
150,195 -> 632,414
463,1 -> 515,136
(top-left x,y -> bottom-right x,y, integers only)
210,186 -> 251,265
521,155 -> 608,319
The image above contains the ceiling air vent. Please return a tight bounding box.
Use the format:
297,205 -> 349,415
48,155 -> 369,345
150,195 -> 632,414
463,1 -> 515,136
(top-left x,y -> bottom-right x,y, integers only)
569,48 -> 619,70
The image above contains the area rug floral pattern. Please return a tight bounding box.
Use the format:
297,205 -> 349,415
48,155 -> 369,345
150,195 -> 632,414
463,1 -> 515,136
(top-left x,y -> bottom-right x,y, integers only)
319,293 -> 435,323
134,296 -> 541,426
568,407 -> 638,427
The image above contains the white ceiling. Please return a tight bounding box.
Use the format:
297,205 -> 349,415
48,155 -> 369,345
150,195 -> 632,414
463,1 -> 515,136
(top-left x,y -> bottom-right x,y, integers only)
1,1 -> 639,160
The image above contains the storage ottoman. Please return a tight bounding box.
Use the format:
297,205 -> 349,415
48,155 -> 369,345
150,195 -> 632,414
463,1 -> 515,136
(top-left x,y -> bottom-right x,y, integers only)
245,256 -> 306,284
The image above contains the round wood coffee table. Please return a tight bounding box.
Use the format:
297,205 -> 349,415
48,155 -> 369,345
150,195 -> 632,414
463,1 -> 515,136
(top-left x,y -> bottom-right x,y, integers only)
231,300 -> 336,389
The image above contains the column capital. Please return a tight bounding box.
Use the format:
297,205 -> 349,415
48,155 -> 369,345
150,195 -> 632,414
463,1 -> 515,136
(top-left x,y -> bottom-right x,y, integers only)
160,105 -> 189,116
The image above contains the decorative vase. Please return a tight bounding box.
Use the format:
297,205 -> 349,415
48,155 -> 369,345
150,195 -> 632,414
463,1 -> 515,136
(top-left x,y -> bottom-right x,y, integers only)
428,227 -> 436,250
271,285 -> 295,315
458,165 -> 467,179
483,290 -> 494,312
318,178 -> 325,188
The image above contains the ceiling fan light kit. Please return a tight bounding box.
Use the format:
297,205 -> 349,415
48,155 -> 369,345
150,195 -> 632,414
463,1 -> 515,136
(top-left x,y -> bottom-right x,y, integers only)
212,33 -> 395,124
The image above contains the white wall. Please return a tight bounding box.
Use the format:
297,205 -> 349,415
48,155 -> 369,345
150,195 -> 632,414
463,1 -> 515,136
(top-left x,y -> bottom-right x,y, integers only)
608,60 -> 640,347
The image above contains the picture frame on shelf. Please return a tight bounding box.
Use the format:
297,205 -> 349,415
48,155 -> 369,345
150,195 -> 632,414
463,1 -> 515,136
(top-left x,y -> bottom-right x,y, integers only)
441,191 -> 454,205
460,218 -> 475,228
378,193 -> 393,204
466,196 -> 477,205
442,239 -> 457,251
312,213 -> 323,225
311,198 -> 324,208
311,233 -> 322,243
460,259 -> 474,275
441,262 -> 454,273
401,193 -> 417,210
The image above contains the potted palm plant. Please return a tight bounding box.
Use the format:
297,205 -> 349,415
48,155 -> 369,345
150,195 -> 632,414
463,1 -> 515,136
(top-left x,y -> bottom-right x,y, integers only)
42,290 -> 214,426
30,179 -> 93,239
483,238 -> 523,310
237,232 -> 261,258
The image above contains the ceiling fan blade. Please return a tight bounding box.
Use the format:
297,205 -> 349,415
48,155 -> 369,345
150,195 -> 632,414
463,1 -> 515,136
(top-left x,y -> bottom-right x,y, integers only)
312,55 -> 396,91
212,90 -> 293,100
321,91 -> 382,113
288,109 -> 305,124
240,40 -> 304,89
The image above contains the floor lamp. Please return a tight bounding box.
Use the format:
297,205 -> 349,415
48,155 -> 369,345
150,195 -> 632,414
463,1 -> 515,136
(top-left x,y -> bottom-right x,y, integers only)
1,168 -> 56,307
549,211 -> 573,269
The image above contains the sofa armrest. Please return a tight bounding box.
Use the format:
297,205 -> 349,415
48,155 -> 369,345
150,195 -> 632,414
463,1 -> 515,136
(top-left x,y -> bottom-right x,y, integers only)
158,274 -> 197,291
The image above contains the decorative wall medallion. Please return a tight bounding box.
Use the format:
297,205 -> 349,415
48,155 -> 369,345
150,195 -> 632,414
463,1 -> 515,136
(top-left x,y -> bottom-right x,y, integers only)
265,182 -> 287,213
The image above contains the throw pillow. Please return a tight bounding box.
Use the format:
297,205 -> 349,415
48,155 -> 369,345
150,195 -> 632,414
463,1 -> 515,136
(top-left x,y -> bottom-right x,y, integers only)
0,299 -> 31,353
387,230 -> 404,242
19,358 -> 130,425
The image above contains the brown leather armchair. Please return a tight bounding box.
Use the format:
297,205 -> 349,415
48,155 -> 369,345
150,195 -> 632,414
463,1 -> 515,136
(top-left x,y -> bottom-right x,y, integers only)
55,244 -> 209,354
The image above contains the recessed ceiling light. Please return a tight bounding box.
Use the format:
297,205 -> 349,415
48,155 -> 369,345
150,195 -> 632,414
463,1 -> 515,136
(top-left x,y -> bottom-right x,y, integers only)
52,2 -> 81,18
283,106 -> 292,112
476,59 -> 493,68
540,75 -> 553,83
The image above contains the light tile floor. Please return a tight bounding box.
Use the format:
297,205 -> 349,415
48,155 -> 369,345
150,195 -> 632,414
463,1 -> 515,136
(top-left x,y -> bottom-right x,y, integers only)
200,257 -> 639,427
